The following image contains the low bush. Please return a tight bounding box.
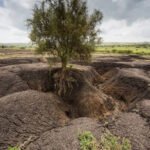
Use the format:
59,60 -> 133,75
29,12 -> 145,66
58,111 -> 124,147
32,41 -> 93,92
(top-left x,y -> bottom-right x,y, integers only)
7,146 -> 20,150
100,130 -> 132,150
79,130 -> 132,150
79,131 -> 98,150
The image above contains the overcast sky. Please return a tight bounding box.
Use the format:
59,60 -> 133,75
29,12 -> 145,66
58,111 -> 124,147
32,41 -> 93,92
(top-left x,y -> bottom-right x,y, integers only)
0,0 -> 150,43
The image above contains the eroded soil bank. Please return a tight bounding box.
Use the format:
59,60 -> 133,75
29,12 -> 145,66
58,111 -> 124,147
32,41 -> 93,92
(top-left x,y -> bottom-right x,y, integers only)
0,55 -> 150,150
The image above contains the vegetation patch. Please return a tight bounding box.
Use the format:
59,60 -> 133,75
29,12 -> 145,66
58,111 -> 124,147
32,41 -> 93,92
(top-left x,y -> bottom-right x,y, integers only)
79,131 -> 98,150
99,130 -> 132,150
7,146 -> 20,150
79,130 -> 132,150
96,44 -> 150,55
0,43 -> 35,51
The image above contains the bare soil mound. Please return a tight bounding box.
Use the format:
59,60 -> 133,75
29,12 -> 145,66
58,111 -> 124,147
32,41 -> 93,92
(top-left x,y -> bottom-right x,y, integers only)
92,55 -> 150,74
100,68 -> 150,104
0,63 -> 51,97
25,118 -> 104,150
68,82 -> 119,118
18,63 -> 51,92
24,113 -> 150,150
0,63 -> 120,118
137,100 -> 150,120
51,66 -> 119,118
0,55 -> 149,150
0,57 -> 40,67
0,90 -> 69,150
0,70 -> 29,97
108,113 -> 150,150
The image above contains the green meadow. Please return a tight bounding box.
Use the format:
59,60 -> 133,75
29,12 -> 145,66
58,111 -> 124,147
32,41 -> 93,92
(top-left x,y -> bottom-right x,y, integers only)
0,43 -> 150,55
95,43 -> 150,55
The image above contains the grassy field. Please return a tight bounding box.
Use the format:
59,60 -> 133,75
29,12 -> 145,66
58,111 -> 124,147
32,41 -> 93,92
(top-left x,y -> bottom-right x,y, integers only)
95,43 -> 150,55
0,43 -> 35,51
0,43 -> 150,56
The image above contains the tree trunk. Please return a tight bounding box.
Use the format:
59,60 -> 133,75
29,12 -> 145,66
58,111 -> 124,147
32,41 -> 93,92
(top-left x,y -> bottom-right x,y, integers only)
61,56 -> 68,71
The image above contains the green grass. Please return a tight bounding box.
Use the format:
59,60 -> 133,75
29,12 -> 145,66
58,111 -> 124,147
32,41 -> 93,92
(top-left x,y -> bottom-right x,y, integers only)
7,146 -> 20,150
99,130 -> 132,150
79,131 -> 98,150
78,130 -> 132,150
1,43 -> 150,55
95,44 -> 150,55
0,43 -> 36,51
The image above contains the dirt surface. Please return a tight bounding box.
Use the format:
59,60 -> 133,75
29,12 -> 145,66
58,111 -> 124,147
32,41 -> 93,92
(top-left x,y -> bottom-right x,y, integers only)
25,118 -> 104,150
0,49 -> 35,59
0,54 -> 149,150
137,100 -> 150,120
100,68 -> 150,104
108,113 -> 150,150
0,57 -> 40,67
0,90 -> 69,150
0,63 -> 51,97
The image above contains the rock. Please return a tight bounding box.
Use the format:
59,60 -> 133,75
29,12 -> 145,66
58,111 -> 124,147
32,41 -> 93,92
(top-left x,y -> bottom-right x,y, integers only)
0,90 -> 69,150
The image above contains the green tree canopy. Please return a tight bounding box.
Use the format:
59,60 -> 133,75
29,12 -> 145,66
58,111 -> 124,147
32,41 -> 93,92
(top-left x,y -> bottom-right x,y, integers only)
27,0 -> 103,69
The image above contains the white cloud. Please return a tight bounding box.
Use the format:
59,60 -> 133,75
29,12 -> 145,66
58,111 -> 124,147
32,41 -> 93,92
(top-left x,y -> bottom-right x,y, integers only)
0,26 -> 30,43
0,0 -> 36,43
0,0 -> 150,43
100,19 -> 150,42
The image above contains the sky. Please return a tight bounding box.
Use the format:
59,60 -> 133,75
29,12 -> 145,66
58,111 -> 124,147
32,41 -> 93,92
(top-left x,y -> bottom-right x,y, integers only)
0,0 -> 150,43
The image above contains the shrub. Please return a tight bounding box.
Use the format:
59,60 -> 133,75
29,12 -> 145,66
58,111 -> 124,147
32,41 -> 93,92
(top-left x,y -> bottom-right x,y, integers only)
20,47 -> 26,50
112,49 -> 117,53
1,45 -> 6,49
27,0 -> 103,70
79,131 -> 98,150
78,130 -> 132,150
7,146 -> 20,150
100,130 -> 132,150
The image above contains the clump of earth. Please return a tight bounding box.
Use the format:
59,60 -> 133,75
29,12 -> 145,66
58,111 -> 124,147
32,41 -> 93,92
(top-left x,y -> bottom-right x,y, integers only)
0,54 -> 150,150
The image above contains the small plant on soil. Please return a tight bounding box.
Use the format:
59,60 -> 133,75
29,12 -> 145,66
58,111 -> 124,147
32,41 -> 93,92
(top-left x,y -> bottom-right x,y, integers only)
7,146 -> 20,150
78,130 -> 132,150
99,130 -> 132,150
79,131 -> 98,150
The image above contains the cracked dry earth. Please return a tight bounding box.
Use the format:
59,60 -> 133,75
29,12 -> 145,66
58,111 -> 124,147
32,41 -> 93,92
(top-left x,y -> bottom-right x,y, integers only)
0,55 -> 150,150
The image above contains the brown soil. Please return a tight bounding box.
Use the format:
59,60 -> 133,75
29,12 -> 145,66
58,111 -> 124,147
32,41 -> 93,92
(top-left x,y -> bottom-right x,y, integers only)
0,54 -> 149,150
0,49 -> 35,59
25,118 -> 104,150
108,113 -> 150,150
100,68 -> 150,104
0,90 -> 69,150
0,57 -> 40,67
137,100 -> 150,120
0,63 -> 51,97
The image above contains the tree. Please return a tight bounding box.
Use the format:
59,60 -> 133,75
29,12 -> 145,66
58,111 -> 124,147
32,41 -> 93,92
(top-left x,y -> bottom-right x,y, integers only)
27,0 -> 103,70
